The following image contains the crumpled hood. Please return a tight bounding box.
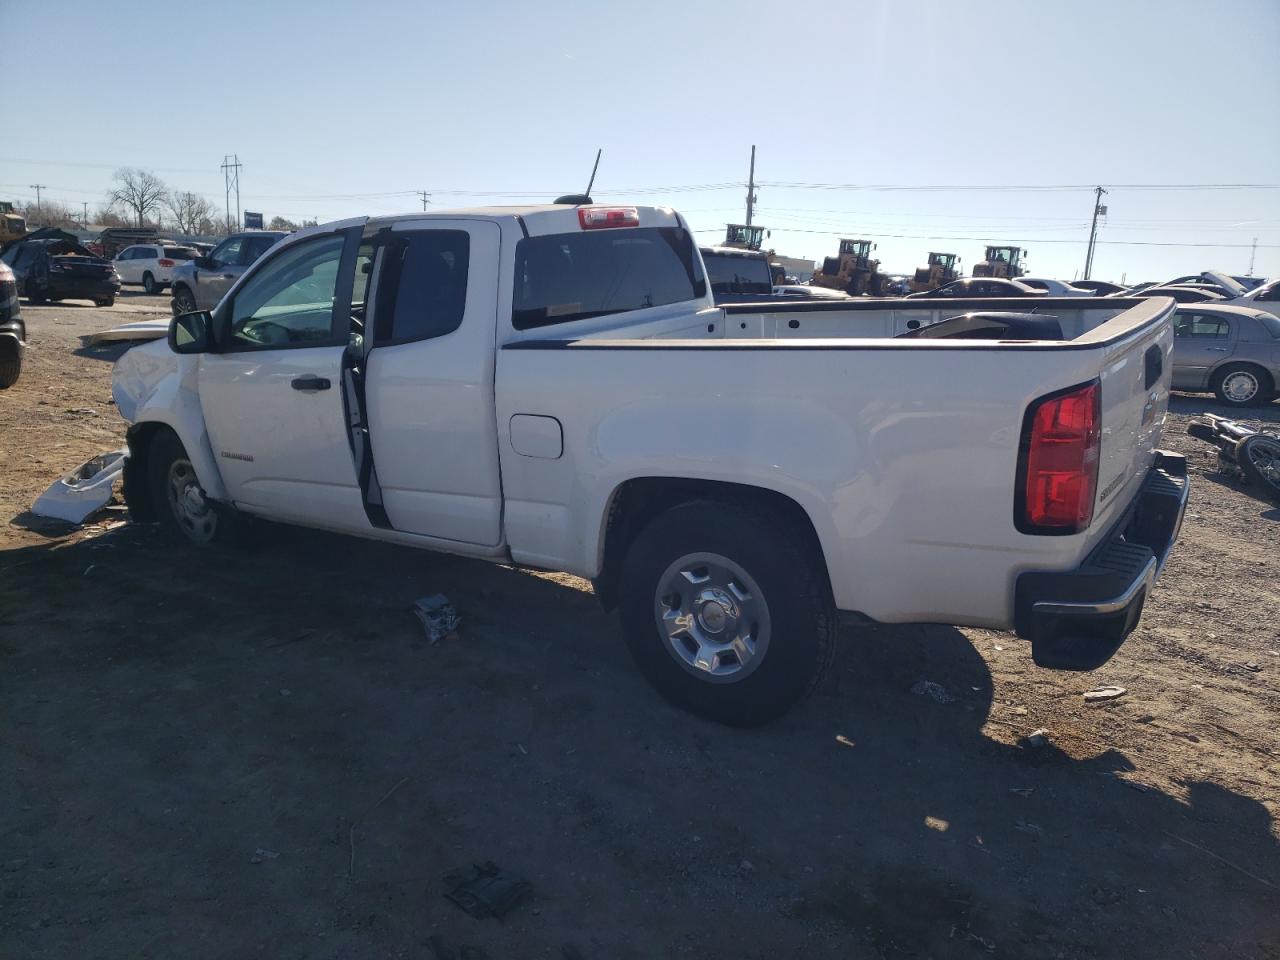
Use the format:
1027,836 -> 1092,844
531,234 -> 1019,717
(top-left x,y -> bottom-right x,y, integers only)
111,338 -> 178,423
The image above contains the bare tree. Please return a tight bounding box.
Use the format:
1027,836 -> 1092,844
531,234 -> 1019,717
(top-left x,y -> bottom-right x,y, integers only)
268,215 -> 299,232
196,215 -> 225,237
108,168 -> 167,227
19,200 -> 78,229
94,206 -> 132,228
167,191 -> 215,235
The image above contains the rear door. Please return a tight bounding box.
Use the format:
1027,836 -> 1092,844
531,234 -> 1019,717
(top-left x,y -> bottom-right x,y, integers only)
361,220 -> 504,545
1172,311 -> 1234,389
196,228 -> 368,529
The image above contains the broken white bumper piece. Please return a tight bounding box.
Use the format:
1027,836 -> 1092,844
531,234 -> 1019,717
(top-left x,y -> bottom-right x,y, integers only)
31,448 -> 128,524
87,319 -> 169,345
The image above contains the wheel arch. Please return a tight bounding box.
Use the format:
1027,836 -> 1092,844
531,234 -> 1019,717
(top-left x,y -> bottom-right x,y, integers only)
1212,359 -> 1274,400
591,476 -> 834,612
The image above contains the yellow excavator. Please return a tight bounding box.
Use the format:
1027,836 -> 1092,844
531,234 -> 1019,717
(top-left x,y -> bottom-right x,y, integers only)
907,252 -> 960,293
0,202 -> 27,245
972,245 -> 1025,279
811,238 -> 884,296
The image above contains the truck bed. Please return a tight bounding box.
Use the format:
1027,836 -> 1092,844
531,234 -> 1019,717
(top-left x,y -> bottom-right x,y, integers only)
496,296 -> 1175,628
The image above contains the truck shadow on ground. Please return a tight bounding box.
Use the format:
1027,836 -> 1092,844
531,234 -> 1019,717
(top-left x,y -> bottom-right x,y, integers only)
1,522 -> 1276,959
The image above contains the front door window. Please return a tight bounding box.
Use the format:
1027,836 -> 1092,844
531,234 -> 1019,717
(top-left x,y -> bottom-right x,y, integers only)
226,234 -> 345,349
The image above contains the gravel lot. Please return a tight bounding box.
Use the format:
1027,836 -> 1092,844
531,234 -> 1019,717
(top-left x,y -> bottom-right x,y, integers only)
1,295 -> 1277,959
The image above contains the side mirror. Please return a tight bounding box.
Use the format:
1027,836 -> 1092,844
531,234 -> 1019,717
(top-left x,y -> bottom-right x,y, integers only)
194,256 -> 215,270
168,310 -> 217,354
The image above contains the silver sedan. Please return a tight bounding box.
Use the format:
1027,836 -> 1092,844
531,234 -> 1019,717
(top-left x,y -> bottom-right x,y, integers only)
1171,304 -> 1280,407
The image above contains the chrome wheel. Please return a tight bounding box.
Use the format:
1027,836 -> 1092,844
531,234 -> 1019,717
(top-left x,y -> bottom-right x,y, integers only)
166,458 -> 217,543
1243,436 -> 1280,487
654,552 -> 771,683
1222,370 -> 1260,404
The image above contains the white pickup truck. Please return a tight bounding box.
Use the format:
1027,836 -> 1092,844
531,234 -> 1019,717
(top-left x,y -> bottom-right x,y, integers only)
112,204 -> 1190,725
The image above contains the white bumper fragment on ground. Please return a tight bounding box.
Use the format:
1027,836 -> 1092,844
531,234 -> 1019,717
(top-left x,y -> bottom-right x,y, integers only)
31,448 -> 128,524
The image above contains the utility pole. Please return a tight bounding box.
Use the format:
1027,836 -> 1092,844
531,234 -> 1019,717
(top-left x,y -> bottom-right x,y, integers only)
220,154 -> 242,232
417,190 -> 431,211
1248,236 -> 1257,275
1083,185 -> 1108,280
745,145 -> 757,227
29,184 -> 46,214
82,201 -> 89,227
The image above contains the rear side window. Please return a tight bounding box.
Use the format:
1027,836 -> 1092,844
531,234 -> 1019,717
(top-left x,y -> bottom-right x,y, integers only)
373,230 -> 470,345
241,235 -> 277,264
164,247 -> 196,259
512,227 -> 703,329
1173,314 -> 1230,339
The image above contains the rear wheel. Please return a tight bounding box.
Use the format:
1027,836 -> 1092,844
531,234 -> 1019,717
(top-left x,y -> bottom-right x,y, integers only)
172,284 -> 197,314
142,271 -> 158,294
94,296 -> 115,307
0,350 -> 20,388
619,499 -> 837,726
147,429 -> 225,545
1212,363 -> 1271,407
1237,434 -> 1280,503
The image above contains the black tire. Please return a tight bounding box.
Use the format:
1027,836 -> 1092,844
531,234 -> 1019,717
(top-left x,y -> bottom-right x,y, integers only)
147,429 -> 229,545
0,351 -> 20,389
172,284 -> 197,315
95,296 -> 115,307
1211,363 -> 1272,408
618,498 -> 837,726
1236,434 -> 1280,504
142,271 -> 158,294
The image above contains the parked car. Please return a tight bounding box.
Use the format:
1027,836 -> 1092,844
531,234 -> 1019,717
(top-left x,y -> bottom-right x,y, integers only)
0,258 -> 23,387
0,228 -> 120,306
1016,277 -> 1092,297
1190,271 -> 1280,320
1171,304 -> 1280,406
879,274 -> 911,296
906,277 -> 1044,298
114,243 -> 199,294
1131,285 -> 1225,304
169,231 -> 287,314
113,205 -> 1188,724
1071,279 -> 1127,295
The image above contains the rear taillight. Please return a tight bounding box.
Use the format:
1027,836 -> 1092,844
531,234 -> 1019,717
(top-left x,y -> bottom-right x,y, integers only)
0,263 -> 13,282
158,258 -> 175,267
1017,380 -> 1101,534
578,206 -> 639,230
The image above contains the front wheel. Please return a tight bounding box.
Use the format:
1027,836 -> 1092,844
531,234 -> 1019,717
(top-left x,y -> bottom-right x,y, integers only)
94,296 -> 115,307
1237,434 -> 1280,504
0,350 -> 20,388
172,285 -> 197,315
142,271 -> 158,294
619,499 -> 837,726
147,429 -> 225,545
1212,363 -> 1271,408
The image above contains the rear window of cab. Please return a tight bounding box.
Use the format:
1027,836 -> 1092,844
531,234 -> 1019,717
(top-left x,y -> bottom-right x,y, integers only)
512,227 -> 704,329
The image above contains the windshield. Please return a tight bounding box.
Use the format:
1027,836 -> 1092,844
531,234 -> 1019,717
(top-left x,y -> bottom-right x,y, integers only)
701,252 -> 773,297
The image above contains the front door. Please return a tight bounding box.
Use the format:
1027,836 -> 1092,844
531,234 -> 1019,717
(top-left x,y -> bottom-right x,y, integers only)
362,220 -> 504,545
197,228 -> 368,530
1171,312 -> 1234,390
197,236 -> 244,309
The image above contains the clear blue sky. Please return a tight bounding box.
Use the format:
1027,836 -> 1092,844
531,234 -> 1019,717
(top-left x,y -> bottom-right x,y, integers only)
3,0 -> 1278,281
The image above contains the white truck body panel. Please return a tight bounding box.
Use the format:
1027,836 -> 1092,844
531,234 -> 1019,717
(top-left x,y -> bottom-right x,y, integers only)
113,206 -> 1177,637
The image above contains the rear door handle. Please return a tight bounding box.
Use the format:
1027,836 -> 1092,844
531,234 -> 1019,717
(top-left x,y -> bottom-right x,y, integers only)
1208,347 -> 1229,352
291,375 -> 331,392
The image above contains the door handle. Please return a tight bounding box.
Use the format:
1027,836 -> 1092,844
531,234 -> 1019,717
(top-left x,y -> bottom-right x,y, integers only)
291,375 -> 331,392
1208,347 -> 1229,352
221,274 -> 235,279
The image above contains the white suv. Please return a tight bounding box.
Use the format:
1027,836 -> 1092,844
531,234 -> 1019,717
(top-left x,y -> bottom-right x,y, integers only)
113,244 -> 199,294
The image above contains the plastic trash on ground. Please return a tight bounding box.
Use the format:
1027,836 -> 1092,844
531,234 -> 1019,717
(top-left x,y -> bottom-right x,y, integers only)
443,861 -> 531,919
413,594 -> 461,643
31,448 -> 128,524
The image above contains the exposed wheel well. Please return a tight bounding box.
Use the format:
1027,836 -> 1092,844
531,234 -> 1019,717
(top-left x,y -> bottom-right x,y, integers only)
593,477 -> 832,611
122,422 -> 170,523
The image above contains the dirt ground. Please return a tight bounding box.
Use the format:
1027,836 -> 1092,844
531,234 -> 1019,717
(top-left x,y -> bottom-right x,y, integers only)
1,294 -> 1278,960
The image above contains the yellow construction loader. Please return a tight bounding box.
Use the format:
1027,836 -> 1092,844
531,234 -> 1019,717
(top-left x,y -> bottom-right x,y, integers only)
0,203 -> 27,245
972,245 -> 1025,279
811,238 -> 884,296
907,252 -> 960,293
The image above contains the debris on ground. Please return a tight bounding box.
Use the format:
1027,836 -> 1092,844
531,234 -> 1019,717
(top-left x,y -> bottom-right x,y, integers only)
1021,728 -> 1051,749
31,448 -> 127,524
1014,817 -> 1044,837
249,848 -> 280,864
909,679 -> 956,704
1084,685 -> 1127,704
86,318 -> 170,345
443,861 -> 532,920
413,594 -> 461,643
